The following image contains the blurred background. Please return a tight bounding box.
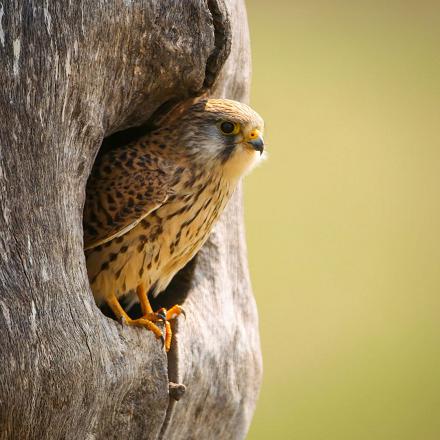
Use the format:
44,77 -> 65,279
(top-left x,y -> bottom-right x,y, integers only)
244,1 -> 440,439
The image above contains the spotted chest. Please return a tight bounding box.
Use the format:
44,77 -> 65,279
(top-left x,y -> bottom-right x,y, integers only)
86,172 -> 234,303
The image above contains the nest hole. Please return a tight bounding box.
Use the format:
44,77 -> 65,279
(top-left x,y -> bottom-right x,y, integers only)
85,107 -> 197,322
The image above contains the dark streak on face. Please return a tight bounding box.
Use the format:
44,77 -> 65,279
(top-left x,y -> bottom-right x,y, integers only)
219,135 -> 237,164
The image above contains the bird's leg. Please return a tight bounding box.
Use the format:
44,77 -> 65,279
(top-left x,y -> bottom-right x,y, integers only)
106,292 -> 164,342
136,283 -> 185,352
136,283 -> 155,319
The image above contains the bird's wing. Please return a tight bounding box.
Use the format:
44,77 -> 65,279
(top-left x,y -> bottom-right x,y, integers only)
83,148 -> 174,250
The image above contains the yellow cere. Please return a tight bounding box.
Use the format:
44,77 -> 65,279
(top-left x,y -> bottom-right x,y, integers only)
248,130 -> 259,140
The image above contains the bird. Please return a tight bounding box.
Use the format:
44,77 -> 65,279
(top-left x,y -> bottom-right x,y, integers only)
83,98 -> 265,351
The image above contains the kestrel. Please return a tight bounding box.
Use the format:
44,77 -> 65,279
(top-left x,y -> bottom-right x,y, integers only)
83,98 -> 264,351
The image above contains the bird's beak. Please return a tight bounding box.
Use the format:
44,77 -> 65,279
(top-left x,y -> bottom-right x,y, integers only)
245,129 -> 264,155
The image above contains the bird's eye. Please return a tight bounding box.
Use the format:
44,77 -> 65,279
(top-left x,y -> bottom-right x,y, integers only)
219,121 -> 240,135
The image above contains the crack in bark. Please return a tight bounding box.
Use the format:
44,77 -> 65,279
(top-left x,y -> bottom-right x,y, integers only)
203,0 -> 232,90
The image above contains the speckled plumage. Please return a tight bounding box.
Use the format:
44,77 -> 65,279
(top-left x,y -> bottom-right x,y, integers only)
84,98 -> 264,340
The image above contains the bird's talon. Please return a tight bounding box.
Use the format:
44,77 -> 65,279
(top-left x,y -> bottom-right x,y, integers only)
166,304 -> 185,321
157,308 -> 167,321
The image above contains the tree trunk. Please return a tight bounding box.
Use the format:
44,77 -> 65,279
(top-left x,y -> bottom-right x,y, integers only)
0,1 -> 262,439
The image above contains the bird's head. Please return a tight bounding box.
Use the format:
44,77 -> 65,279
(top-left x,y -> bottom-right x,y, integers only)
172,98 -> 265,179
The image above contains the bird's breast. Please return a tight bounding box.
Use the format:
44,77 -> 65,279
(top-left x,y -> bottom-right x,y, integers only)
86,175 -> 234,301
152,176 -> 232,292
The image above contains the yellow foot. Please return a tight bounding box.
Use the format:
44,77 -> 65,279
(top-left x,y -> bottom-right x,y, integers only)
141,305 -> 185,352
106,292 -> 166,345
136,283 -> 185,352
106,287 -> 186,352
123,316 -> 164,342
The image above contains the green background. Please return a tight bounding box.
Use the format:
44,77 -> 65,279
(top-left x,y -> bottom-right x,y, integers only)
244,1 -> 440,439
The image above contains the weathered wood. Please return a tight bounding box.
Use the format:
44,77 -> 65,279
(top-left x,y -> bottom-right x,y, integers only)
0,1 -> 262,439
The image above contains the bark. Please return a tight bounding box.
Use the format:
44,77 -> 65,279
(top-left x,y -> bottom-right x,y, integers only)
0,1 -> 262,439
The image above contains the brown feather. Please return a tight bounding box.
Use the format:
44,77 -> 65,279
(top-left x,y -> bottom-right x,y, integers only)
83,143 -> 175,249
